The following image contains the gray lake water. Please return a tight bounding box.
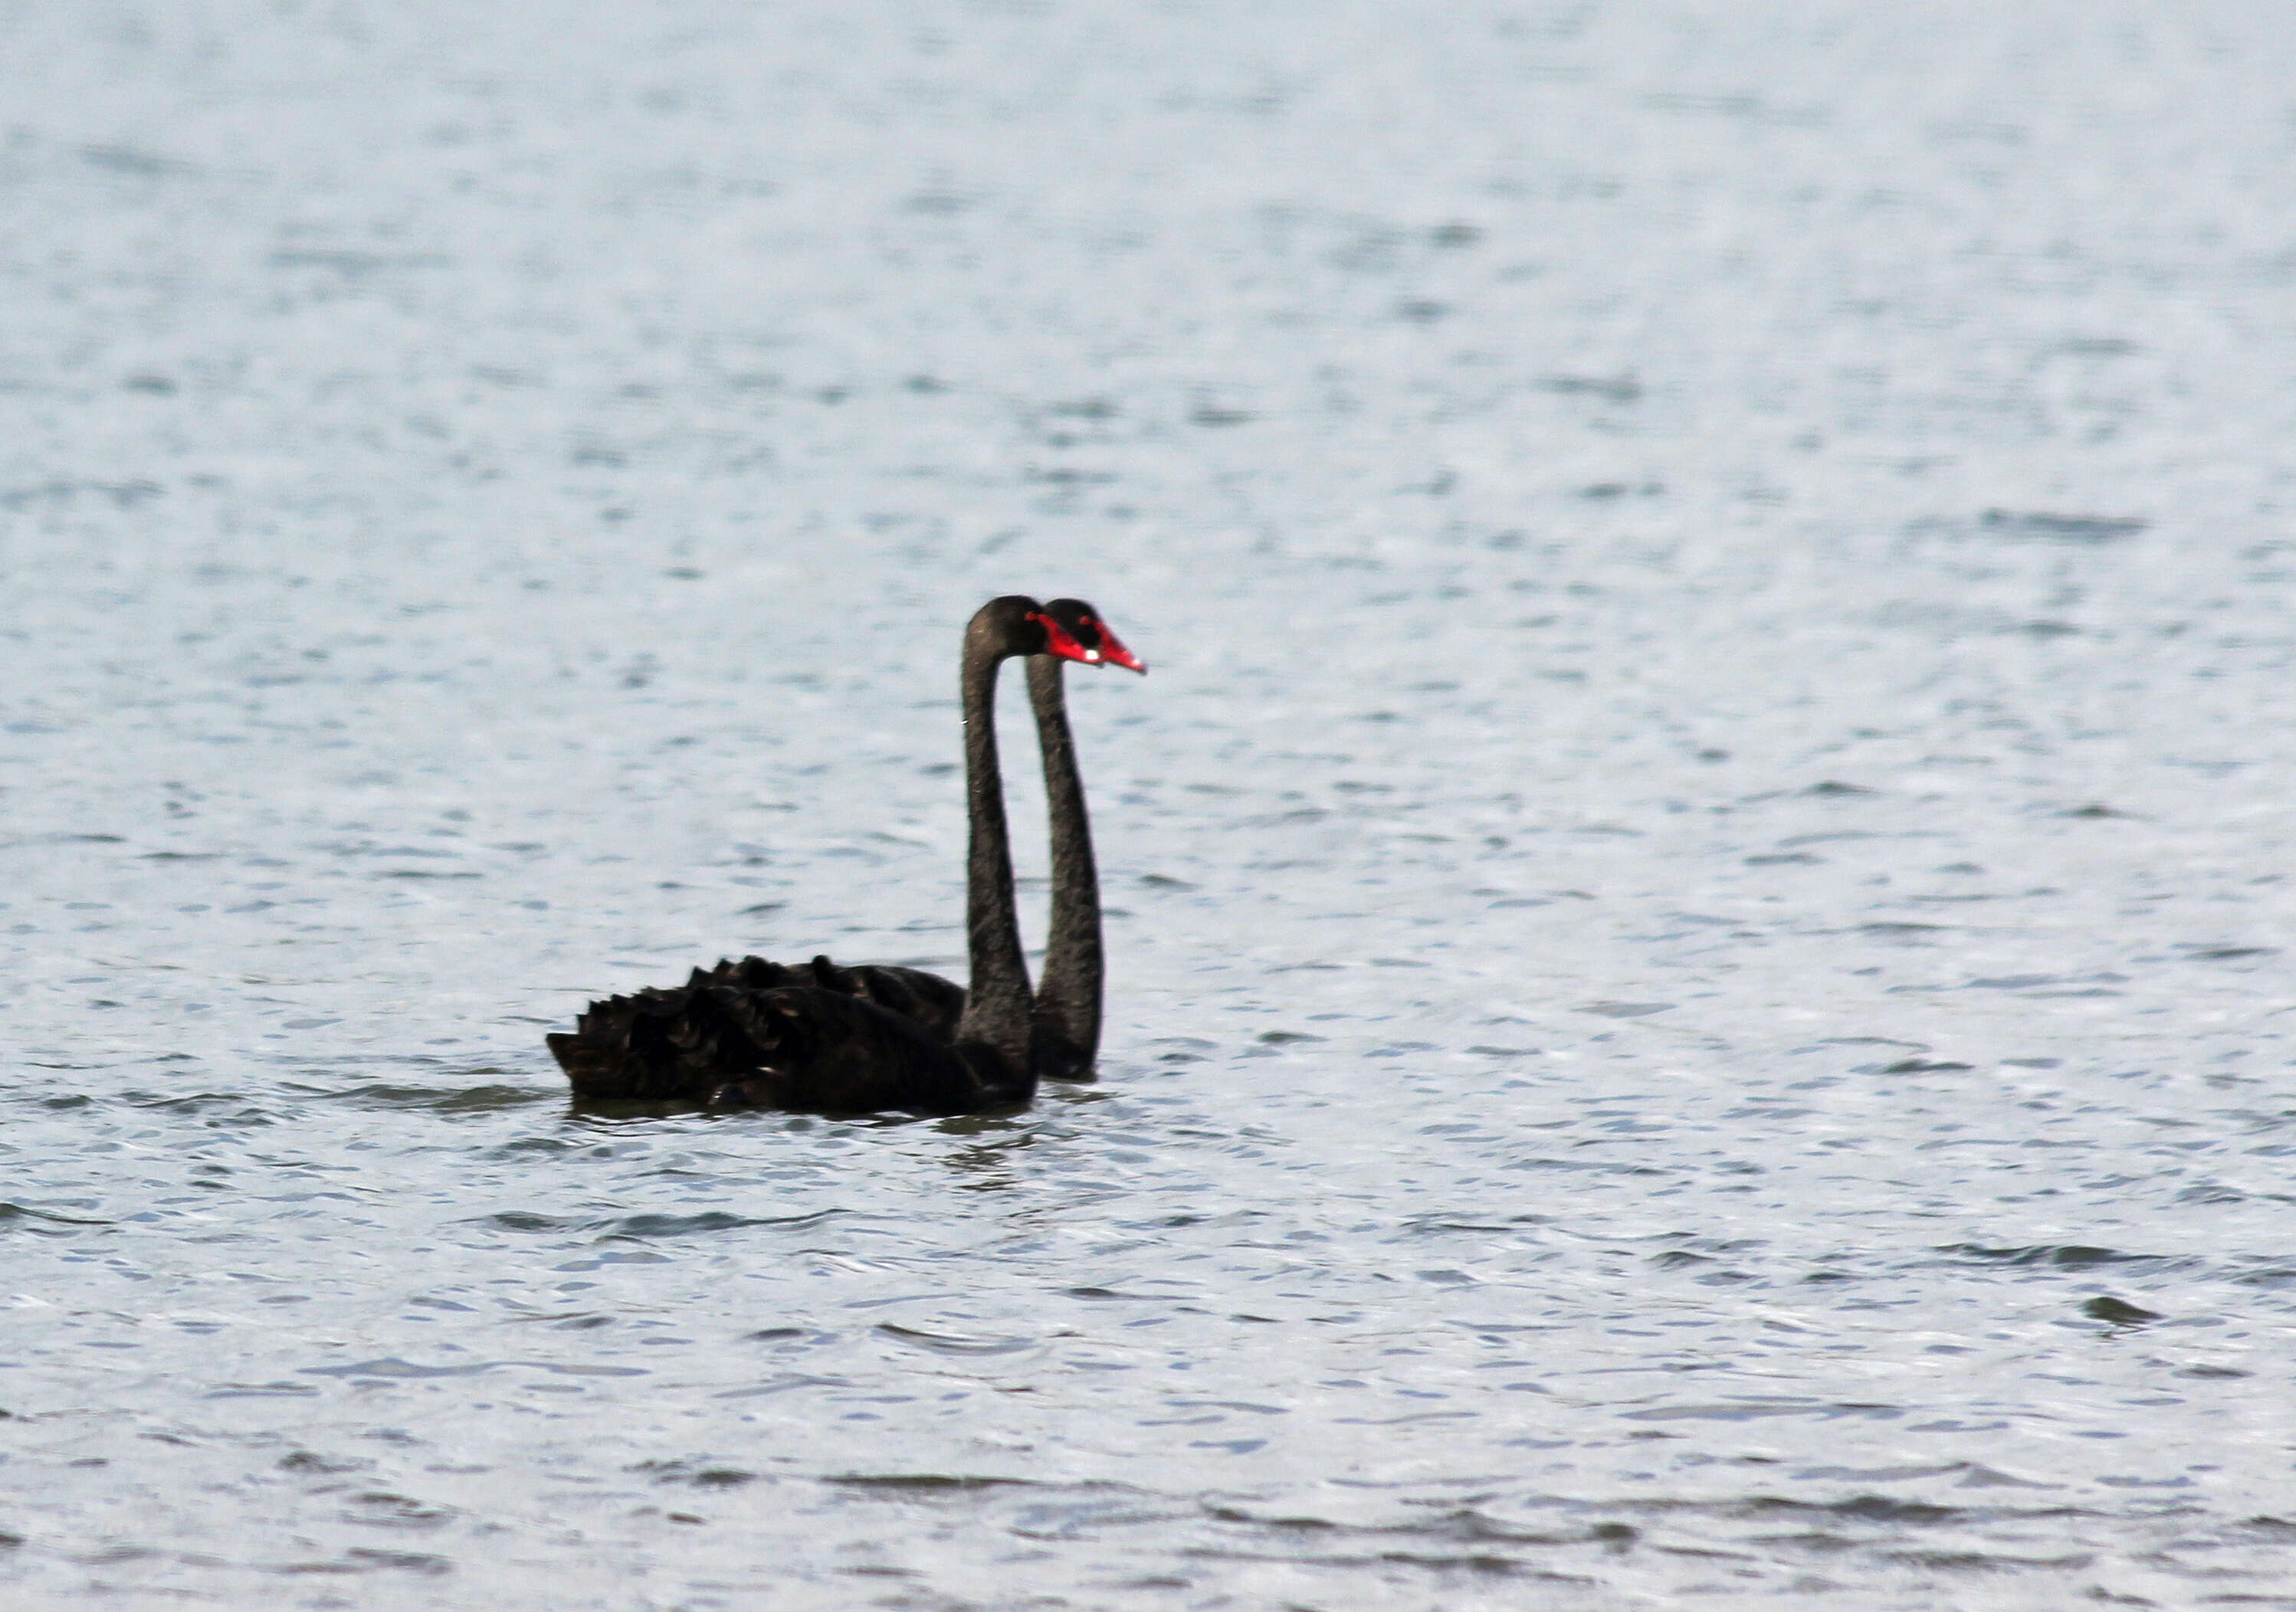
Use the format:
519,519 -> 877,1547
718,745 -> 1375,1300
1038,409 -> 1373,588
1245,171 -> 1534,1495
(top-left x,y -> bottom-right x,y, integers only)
5,2 -> 2294,1606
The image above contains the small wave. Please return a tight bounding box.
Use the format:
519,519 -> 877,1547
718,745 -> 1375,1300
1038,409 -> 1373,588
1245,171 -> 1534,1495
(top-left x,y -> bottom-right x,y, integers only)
633,1459 -> 762,1488
875,1322 -> 1038,1356
607,1208 -> 838,1239
320,1081 -> 550,1112
0,1201 -> 113,1230
300,1357 -> 647,1379
1982,509 -> 2147,542
831,1488 -> 1038,1497
1940,1243 -> 2186,1271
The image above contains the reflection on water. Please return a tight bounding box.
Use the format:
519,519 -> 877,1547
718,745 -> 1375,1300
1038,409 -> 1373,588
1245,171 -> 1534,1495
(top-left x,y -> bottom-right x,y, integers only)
4,1 -> 2294,1606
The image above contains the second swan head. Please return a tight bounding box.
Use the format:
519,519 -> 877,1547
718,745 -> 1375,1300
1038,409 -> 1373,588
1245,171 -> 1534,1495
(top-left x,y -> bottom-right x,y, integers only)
1040,598 -> 1147,673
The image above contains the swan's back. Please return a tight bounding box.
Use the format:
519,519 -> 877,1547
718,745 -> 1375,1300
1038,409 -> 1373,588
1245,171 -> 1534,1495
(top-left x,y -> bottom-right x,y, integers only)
547,957 -> 989,1112
806,956 -> 967,1043
546,958 -> 799,1102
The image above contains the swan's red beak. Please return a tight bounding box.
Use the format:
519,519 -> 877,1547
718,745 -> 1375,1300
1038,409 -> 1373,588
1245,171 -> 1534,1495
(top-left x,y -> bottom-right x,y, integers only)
1090,621 -> 1146,674
1030,612 -> 1098,664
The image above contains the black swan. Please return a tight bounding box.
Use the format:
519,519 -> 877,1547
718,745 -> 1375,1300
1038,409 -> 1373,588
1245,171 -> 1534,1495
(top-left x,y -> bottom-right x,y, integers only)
545,595 -> 1144,1113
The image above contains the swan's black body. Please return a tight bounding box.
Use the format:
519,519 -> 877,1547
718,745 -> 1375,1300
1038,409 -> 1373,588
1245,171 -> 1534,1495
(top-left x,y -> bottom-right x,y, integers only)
805,956 -> 968,1045
546,961 -> 986,1112
545,596 -> 1143,1113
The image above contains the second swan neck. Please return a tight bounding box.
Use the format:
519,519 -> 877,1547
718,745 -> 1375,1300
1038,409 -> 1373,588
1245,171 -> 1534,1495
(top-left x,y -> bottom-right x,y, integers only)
1027,652 -> 1103,1076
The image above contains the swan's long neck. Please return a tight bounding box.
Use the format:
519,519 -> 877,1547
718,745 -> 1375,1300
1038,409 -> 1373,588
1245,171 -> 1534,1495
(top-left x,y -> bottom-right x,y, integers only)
953,627 -> 1034,1087
1027,654 -> 1100,1076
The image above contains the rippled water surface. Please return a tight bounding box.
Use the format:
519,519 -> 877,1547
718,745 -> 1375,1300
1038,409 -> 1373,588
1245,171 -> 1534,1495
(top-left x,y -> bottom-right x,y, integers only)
5,2 -> 2296,1606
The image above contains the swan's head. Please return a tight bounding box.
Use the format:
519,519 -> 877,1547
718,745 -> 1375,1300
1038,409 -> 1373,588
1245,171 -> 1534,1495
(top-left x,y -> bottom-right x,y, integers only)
975,595 -> 1091,663
1041,598 -> 1146,673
